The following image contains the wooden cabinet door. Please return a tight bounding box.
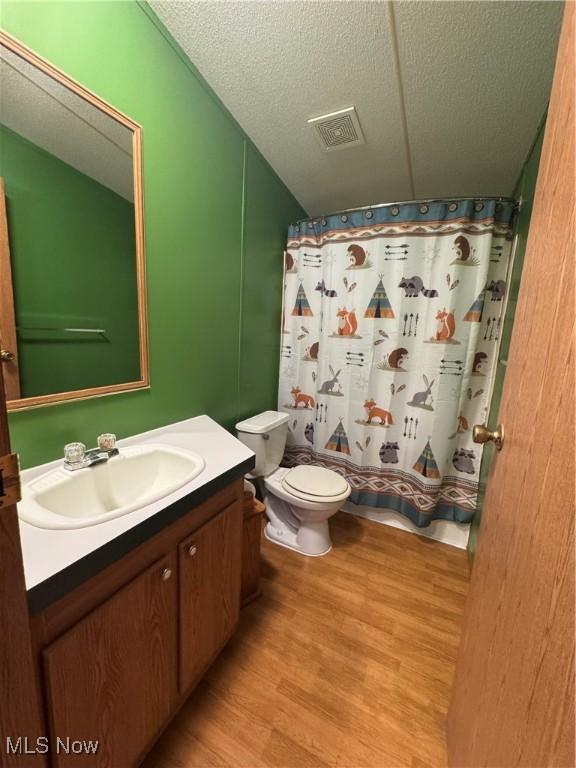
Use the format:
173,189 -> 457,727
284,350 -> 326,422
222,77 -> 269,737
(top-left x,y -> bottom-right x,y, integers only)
179,500 -> 242,692
43,555 -> 178,768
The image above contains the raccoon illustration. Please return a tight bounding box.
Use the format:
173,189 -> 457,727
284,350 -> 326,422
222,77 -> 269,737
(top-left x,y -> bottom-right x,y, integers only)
379,441 -> 399,464
315,280 -> 337,298
452,448 -> 476,474
486,279 -> 506,301
398,275 -> 438,298
304,422 -> 314,444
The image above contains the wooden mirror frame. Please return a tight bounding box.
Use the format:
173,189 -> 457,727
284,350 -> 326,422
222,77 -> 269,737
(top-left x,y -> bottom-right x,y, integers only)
0,30 -> 149,411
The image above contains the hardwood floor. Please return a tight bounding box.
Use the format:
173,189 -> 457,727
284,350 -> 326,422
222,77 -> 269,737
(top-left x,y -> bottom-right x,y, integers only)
143,512 -> 470,768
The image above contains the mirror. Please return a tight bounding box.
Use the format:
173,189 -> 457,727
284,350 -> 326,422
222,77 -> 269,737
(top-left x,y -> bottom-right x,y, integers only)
0,32 -> 148,410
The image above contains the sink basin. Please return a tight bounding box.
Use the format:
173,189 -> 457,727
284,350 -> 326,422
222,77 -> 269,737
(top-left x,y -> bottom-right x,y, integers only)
18,444 -> 206,530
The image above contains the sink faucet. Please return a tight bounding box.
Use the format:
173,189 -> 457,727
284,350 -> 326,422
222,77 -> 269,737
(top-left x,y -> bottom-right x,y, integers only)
64,434 -> 119,471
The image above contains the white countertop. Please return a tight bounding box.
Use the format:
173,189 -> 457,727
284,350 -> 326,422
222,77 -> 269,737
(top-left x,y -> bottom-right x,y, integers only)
18,415 -> 254,591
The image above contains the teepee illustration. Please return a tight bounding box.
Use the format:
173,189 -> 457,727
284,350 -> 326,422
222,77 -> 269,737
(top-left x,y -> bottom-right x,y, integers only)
291,283 -> 313,317
365,277 -> 395,319
463,291 -> 486,322
324,419 -> 351,455
413,440 -> 441,479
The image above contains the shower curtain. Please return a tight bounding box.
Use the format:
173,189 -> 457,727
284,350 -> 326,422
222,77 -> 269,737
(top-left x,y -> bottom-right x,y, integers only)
278,199 -> 515,527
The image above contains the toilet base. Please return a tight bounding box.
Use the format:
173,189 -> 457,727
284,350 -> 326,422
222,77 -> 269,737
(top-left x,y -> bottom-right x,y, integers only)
264,521 -> 332,557
262,493 -> 333,556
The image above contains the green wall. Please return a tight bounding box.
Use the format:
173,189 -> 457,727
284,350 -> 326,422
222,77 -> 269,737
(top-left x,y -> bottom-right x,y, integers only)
1,1 -> 305,468
239,147 -> 301,421
468,121 -> 545,555
0,125 -> 139,397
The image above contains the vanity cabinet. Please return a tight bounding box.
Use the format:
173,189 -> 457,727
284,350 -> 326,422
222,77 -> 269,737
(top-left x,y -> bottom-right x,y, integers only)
179,502 -> 242,692
30,479 -> 244,767
42,555 -> 178,767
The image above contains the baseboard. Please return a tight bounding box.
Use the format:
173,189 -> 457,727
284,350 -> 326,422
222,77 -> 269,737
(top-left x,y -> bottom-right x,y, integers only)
342,501 -> 470,550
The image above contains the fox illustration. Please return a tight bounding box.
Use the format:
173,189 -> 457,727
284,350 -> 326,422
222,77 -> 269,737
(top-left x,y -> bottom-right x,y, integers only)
435,308 -> 456,341
337,307 -> 358,336
291,387 -> 315,409
398,276 -> 438,298
364,398 -> 394,425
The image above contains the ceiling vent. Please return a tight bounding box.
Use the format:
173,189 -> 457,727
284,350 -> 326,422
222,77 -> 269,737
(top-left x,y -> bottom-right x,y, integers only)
308,107 -> 365,152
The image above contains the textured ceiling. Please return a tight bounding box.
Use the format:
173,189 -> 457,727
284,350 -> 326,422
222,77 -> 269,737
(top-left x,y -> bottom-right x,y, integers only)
149,0 -> 563,216
1,46 -> 134,200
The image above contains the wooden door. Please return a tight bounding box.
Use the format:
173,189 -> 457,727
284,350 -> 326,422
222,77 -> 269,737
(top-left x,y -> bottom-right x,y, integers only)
43,555 -> 178,767
0,178 -> 21,401
0,337 -> 44,765
447,5 -> 575,767
179,500 -> 243,693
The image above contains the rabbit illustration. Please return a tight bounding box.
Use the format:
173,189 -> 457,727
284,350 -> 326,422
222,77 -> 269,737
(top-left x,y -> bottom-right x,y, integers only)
318,366 -> 341,394
408,375 -> 435,409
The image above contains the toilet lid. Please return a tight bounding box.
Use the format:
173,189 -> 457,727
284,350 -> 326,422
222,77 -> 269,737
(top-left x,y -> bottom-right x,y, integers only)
283,465 -> 348,498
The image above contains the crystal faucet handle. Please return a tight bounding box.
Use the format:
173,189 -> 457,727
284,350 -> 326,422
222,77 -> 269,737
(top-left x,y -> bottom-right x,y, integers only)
64,442 -> 86,464
97,433 -> 117,452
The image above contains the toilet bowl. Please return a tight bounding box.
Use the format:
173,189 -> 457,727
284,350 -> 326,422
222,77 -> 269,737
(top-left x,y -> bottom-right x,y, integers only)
235,411 -> 351,557
263,466 -> 350,555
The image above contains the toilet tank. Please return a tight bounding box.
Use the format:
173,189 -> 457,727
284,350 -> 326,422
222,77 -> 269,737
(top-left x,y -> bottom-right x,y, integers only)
235,411 -> 289,477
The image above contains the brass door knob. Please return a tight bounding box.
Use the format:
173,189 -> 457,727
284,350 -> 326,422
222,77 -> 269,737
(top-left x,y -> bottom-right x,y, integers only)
0,349 -> 15,362
473,423 -> 504,451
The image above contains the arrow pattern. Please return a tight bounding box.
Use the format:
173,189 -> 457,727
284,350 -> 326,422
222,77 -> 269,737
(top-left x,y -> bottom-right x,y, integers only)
315,403 -> 328,423
402,313 -> 419,338
403,416 -> 419,440
303,253 -> 322,268
490,245 -> 504,263
440,359 -> 464,376
483,316 -> 501,341
346,351 -> 365,367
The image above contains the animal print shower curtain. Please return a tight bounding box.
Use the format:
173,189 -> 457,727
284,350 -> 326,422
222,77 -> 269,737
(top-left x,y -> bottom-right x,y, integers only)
279,199 -> 515,526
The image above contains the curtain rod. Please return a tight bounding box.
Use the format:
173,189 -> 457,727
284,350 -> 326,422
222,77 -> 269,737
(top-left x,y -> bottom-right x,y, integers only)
297,196 -> 519,224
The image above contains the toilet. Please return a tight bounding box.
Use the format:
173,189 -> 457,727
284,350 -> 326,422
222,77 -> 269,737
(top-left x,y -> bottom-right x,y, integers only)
236,411 -> 351,556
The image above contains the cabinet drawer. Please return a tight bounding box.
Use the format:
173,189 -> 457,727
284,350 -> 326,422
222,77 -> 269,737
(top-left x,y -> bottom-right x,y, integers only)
179,500 -> 242,693
42,555 -> 178,767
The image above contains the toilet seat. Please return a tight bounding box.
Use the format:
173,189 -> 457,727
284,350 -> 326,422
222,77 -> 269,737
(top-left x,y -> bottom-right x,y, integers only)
281,465 -> 349,503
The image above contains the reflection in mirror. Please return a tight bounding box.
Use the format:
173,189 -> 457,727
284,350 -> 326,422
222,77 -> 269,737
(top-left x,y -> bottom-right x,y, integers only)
0,35 -> 148,409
